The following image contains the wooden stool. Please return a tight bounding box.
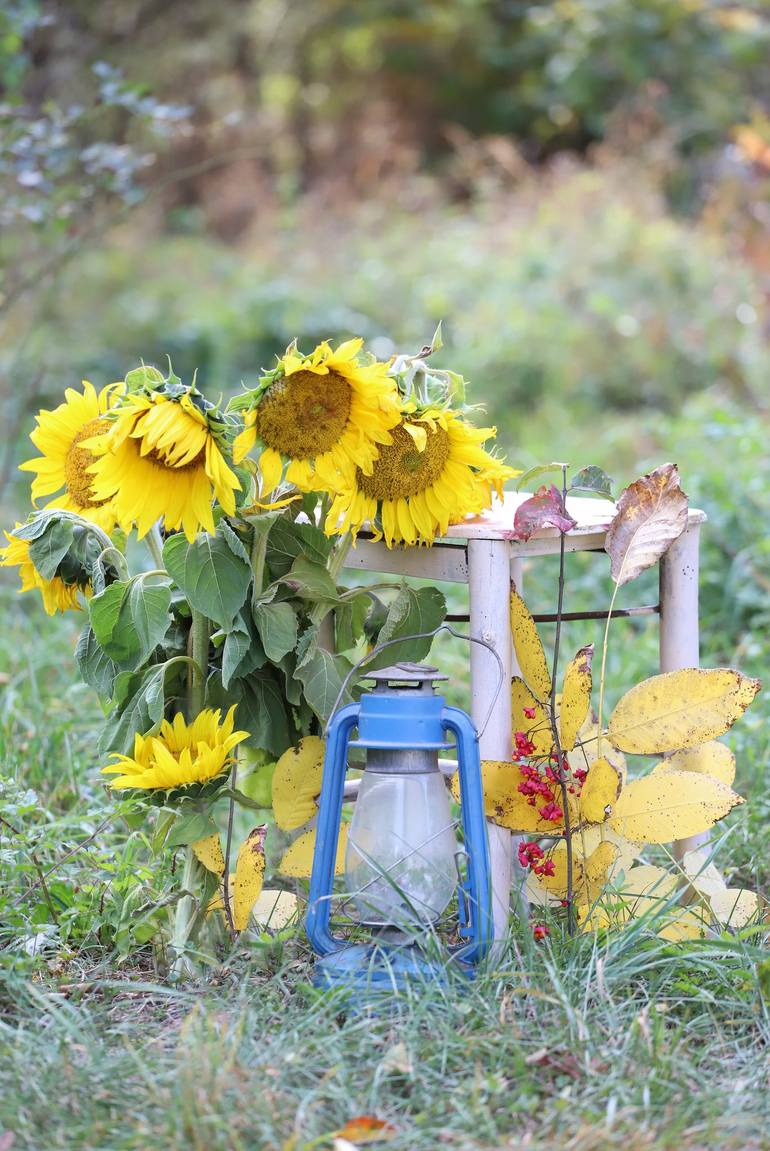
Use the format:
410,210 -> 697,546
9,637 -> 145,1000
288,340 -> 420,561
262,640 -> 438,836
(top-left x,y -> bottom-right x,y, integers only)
344,493 -> 707,941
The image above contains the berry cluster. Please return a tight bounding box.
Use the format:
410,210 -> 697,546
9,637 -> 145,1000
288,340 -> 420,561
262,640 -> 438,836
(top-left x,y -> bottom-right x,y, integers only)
517,840 -> 556,878
532,923 -> 550,942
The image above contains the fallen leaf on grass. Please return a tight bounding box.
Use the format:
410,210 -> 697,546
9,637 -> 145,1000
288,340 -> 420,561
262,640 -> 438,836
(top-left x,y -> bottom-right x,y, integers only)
333,1116 -> 396,1144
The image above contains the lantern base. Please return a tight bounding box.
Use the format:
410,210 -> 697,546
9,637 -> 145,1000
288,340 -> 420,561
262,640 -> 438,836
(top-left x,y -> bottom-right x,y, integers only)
313,942 -> 471,996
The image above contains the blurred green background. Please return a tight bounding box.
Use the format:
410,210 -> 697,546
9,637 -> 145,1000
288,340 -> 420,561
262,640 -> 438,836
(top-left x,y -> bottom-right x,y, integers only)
1,0 -> 769,658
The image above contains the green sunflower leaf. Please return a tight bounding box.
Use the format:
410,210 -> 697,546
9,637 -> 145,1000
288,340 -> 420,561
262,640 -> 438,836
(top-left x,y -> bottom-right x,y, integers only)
163,530 -> 250,629
27,517 -> 75,579
252,600 -> 298,662
75,624 -> 119,700
207,669 -> 292,757
89,577 -> 172,670
99,659 -> 186,757
295,647 -> 354,724
366,584 -> 446,671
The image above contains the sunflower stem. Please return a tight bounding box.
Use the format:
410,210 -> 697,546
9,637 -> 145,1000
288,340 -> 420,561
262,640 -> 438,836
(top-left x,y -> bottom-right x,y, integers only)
310,531 -> 352,628
188,609 -> 210,721
169,845 -> 201,981
146,522 -> 165,569
221,759 -> 238,941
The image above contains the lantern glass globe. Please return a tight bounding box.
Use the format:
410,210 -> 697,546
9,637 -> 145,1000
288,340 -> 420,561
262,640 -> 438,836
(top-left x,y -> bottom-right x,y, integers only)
345,769 -> 458,928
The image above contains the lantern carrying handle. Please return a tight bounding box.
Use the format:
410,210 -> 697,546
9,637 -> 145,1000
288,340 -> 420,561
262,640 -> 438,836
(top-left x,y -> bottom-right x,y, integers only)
325,623 -> 506,740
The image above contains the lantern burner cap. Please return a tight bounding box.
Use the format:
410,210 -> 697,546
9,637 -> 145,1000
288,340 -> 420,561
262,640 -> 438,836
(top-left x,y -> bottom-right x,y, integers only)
365,662 -> 448,693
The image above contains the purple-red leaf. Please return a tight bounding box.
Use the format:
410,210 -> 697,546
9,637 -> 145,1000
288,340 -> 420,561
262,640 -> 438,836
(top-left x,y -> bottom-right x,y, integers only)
512,485 -> 578,541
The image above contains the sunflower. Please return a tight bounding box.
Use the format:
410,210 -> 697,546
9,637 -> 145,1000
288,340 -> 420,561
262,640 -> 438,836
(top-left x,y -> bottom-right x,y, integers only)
232,338 -> 400,495
18,381 -> 121,532
324,406 -> 518,547
84,390 -> 241,543
102,706 -> 249,790
0,527 -> 89,615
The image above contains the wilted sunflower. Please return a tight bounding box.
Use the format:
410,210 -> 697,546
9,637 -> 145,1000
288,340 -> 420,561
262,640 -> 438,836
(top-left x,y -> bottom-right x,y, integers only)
324,407 -> 518,547
18,381 -> 120,532
102,706 -> 249,790
84,389 -> 241,542
0,527 -> 90,615
233,338 -> 400,494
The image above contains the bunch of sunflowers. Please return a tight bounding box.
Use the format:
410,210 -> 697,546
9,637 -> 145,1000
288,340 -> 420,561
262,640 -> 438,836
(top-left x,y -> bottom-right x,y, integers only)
0,339 -> 514,969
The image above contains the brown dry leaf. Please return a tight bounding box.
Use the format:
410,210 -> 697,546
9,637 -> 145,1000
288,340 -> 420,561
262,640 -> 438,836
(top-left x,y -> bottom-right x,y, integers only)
607,668 -> 760,754
510,588 -> 551,701
559,644 -> 593,752
652,741 -> 736,787
332,1116 -> 397,1144
605,462 -> 689,586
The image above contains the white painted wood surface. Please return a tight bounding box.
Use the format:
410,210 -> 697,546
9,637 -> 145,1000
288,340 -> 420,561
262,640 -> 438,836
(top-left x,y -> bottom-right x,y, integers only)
343,492 -> 707,937
659,523 -> 708,859
468,538 -> 514,948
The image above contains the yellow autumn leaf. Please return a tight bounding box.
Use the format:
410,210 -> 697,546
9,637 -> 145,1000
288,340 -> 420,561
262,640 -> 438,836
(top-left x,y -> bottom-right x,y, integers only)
680,846 -> 727,900
191,833 -> 225,876
582,841 -> 621,903
568,722 -> 627,785
511,678 -> 552,756
510,588 -> 551,702
710,887 -> 760,929
657,906 -> 709,941
278,823 -> 349,878
608,770 -> 743,844
456,760 -> 571,833
578,756 -> 623,824
252,889 -> 299,930
652,741 -> 736,787
607,668 -> 760,755
559,644 -> 593,752
271,735 -> 325,831
233,826 -> 267,932
576,825 -> 640,875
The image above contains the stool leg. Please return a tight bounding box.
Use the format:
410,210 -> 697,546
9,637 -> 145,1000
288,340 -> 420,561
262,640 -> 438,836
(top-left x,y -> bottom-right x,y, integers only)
468,538 -> 513,947
659,523 -> 707,859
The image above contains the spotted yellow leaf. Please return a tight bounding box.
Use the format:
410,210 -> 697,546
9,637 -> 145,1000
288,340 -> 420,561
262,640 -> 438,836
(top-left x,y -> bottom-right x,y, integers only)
710,887 -> 760,929
278,823 -> 348,878
511,678 -> 552,757
607,669 -> 760,755
458,760 -> 570,833
652,741 -> 736,787
233,826 -> 267,932
272,735 -> 325,831
510,588 -> 551,702
579,756 -> 623,824
559,645 -> 593,752
191,833 -> 225,877
533,840 -> 618,906
608,771 -> 743,844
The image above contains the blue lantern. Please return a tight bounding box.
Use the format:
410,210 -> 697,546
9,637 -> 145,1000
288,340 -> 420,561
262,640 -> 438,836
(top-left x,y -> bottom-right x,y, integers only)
306,661 -> 493,993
